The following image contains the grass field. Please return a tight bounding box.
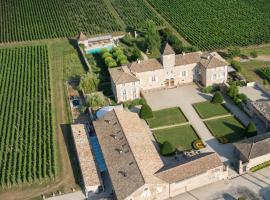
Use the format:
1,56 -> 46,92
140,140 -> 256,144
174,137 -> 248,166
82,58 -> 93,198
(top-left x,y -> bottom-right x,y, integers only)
205,116 -> 246,143
153,125 -> 199,151
0,0 -> 123,42
0,45 -> 55,186
241,60 -> 270,91
147,0 -> 270,49
193,101 -> 229,119
147,107 -> 187,128
110,0 -> 163,29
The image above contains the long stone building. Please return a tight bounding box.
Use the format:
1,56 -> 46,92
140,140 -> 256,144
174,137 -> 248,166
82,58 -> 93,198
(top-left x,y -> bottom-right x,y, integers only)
109,43 -> 228,102
93,109 -> 228,200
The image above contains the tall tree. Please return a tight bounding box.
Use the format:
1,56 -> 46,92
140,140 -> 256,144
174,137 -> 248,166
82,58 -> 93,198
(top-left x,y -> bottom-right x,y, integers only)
144,20 -> 161,53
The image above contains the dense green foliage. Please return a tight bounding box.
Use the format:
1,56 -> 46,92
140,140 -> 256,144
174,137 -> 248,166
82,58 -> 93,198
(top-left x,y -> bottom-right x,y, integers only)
246,122 -> 257,138
211,91 -> 223,104
251,160 -> 270,172
228,83 -> 239,98
0,46 -> 55,186
139,104 -> 153,119
148,0 -> 270,49
0,0 -> 122,42
160,141 -> 176,156
231,60 -> 243,73
79,73 -> 99,94
86,92 -> 107,108
258,67 -> 270,82
110,0 -> 163,29
144,20 -> 161,53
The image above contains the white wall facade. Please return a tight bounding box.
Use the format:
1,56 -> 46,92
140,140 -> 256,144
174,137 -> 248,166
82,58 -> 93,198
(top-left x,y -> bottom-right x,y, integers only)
204,66 -> 228,87
169,166 -> 228,197
114,81 -> 141,102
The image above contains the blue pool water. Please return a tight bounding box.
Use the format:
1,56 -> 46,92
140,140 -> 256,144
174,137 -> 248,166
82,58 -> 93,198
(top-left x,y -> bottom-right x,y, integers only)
86,45 -> 113,54
89,135 -> 107,172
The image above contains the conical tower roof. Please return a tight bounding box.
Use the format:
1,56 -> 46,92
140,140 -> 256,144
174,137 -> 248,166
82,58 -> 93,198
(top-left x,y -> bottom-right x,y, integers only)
77,32 -> 88,41
162,42 -> 175,55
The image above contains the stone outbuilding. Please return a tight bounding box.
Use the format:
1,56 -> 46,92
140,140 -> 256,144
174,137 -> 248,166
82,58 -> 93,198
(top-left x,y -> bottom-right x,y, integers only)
234,133 -> 270,174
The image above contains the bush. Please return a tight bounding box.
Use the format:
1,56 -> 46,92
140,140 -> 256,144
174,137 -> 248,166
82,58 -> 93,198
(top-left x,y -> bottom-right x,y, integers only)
202,86 -> 213,93
231,60 -> 242,72
192,140 -> 205,150
250,50 -> 258,58
238,93 -> 248,103
228,82 -> 239,98
246,122 -> 257,138
160,141 -> 176,156
79,73 -> 99,94
86,92 -> 107,108
123,98 -> 146,108
227,46 -> 241,58
139,104 -> 153,119
211,91 -> 223,104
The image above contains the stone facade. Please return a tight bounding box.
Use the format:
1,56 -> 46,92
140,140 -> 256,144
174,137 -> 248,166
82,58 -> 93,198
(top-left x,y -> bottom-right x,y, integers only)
109,44 -> 228,103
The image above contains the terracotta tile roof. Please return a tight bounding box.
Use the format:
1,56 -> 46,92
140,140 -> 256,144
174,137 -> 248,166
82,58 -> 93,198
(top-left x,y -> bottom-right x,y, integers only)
251,100 -> 270,123
128,59 -> 163,73
175,52 -> 202,66
155,152 -> 222,183
199,52 -> 228,68
71,124 -> 101,188
234,132 -> 270,162
77,32 -> 88,42
109,67 -> 139,84
93,109 -> 165,200
162,43 -> 175,55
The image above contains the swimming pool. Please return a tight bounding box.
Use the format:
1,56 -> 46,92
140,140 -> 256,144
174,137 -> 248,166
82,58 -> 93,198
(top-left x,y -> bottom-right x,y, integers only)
86,44 -> 113,54
89,135 -> 107,172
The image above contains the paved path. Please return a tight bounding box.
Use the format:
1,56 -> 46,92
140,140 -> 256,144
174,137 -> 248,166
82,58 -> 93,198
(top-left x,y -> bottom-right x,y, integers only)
151,122 -> 190,131
46,191 -> 85,200
143,85 -> 237,163
202,113 -> 232,121
173,167 -> 270,200
223,95 -> 250,126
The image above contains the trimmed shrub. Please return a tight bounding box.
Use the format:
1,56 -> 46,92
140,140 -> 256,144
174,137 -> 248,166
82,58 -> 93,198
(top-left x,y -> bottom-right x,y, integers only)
160,141 -> 176,156
139,104 -> 153,119
227,46 -> 241,58
123,98 -> 146,108
228,82 -> 239,98
202,85 -> 213,93
246,122 -> 257,138
192,140 -> 205,150
211,91 -> 223,104
250,50 -> 258,58
231,60 -> 242,72
237,93 -> 248,103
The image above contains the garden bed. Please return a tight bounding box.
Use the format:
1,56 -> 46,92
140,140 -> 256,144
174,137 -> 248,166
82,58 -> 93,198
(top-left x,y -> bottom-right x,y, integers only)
193,101 -> 229,119
153,125 -> 199,151
205,116 -> 246,143
147,107 -> 187,128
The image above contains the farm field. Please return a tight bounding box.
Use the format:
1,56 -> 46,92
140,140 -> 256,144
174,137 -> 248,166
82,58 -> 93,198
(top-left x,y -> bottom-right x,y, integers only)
0,0 -> 122,42
0,45 -> 56,186
110,0 -> 163,29
147,0 -> 270,49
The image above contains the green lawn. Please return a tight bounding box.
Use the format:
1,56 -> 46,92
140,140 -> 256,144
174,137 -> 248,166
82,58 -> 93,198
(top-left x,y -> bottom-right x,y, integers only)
147,107 -> 187,128
193,101 -> 229,119
241,60 -> 270,91
153,125 -> 199,151
205,116 -> 246,143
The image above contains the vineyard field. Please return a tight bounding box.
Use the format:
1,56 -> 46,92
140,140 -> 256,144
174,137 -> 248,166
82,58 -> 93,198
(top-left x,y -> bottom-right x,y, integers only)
147,0 -> 270,49
258,67 -> 270,82
0,45 -> 55,186
110,0 -> 163,29
0,0 -> 122,43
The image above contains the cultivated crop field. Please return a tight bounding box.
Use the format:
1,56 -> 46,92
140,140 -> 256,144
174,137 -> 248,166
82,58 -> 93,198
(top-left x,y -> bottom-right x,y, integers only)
0,45 -> 55,186
110,0 -> 163,29
0,0 -> 122,42
147,0 -> 270,49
